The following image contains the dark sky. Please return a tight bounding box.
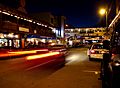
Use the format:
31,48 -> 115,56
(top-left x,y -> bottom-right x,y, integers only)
26,0 -> 101,27
0,0 -> 105,27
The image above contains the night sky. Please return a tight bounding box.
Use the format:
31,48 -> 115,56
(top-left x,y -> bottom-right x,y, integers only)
0,0 -> 106,27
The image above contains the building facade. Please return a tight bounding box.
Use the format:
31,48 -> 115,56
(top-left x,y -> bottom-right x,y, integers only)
0,4 -> 56,49
65,27 -> 106,45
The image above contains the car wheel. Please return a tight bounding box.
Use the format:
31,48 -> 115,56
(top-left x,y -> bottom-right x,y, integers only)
88,55 -> 92,61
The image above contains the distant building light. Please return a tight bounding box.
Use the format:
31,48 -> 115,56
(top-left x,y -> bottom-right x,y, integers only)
10,14 -> 13,16
41,24 -> 44,26
34,30 -> 37,33
24,18 -> 27,21
14,15 -> 18,18
37,23 -> 41,25
17,17 -> 20,19
2,11 -> 10,15
78,29 -> 81,31
71,29 -> 73,32
52,28 -> 56,33
45,25 -> 47,27
20,17 -> 23,19
26,19 -> 29,21
33,21 -> 36,24
65,24 -> 68,27
28,20 -> 32,22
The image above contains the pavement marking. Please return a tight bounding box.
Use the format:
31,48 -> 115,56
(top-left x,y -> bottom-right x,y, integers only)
25,59 -> 56,71
83,70 -> 100,75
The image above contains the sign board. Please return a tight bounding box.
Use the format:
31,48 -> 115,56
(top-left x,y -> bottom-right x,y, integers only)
19,27 -> 29,32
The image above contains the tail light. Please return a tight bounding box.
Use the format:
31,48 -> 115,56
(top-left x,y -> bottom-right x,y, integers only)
90,50 -> 95,54
101,51 -> 105,54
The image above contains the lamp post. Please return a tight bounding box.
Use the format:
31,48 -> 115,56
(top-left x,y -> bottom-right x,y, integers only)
99,8 -> 109,40
99,8 -> 107,27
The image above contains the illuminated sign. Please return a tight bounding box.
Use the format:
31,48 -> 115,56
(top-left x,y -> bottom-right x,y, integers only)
19,27 -> 29,32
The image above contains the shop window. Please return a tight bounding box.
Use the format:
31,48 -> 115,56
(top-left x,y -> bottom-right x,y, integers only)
0,39 -> 8,48
9,40 -> 12,47
13,39 -> 20,48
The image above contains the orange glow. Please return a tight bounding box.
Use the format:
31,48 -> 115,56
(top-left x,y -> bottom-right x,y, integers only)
50,43 -> 55,46
34,49 -> 48,52
0,49 -> 50,58
0,53 -> 20,57
8,51 -> 36,54
8,49 -> 48,54
26,52 -> 60,60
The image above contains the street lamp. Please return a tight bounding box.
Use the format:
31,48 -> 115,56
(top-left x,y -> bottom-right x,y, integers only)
99,8 -> 108,27
99,8 -> 110,40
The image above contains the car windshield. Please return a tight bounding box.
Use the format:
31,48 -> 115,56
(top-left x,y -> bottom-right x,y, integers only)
92,44 -> 103,49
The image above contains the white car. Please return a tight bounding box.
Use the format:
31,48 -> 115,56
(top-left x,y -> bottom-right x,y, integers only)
87,43 -> 109,60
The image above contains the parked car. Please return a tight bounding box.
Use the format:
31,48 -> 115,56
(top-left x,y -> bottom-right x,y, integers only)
87,43 -> 109,61
100,37 -> 120,88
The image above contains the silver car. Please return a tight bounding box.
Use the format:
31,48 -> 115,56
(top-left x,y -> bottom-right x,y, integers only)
87,43 -> 109,60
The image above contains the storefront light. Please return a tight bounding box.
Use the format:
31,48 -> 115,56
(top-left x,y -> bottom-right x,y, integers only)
0,10 -> 1,13
52,28 -> 56,33
8,33 -> 14,38
14,35 -> 19,38
41,39 -> 46,43
31,38 -> 34,42
34,30 -> 37,33
3,34 -> 7,38
49,40 -> 52,43
36,40 -> 38,45
0,33 -> 4,38
27,38 -> 31,41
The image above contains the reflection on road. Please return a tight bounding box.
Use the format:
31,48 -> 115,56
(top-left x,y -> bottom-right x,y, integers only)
66,51 -> 88,65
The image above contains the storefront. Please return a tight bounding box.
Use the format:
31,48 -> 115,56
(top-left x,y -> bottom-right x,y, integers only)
0,33 -> 20,49
24,34 -> 48,48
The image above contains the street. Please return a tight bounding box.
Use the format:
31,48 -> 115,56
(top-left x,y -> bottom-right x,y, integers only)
0,47 -> 101,88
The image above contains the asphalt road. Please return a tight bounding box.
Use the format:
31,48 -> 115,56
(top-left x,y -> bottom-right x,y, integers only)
0,47 -> 101,88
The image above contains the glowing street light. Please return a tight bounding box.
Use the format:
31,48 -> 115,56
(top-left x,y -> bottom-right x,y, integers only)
99,8 -> 108,27
99,8 -> 106,15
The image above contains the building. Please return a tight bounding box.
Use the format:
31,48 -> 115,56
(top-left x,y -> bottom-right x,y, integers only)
31,12 -> 66,38
0,4 -> 56,49
65,27 -> 106,45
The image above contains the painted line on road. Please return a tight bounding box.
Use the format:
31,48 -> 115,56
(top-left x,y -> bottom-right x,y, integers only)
25,59 -> 56,71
